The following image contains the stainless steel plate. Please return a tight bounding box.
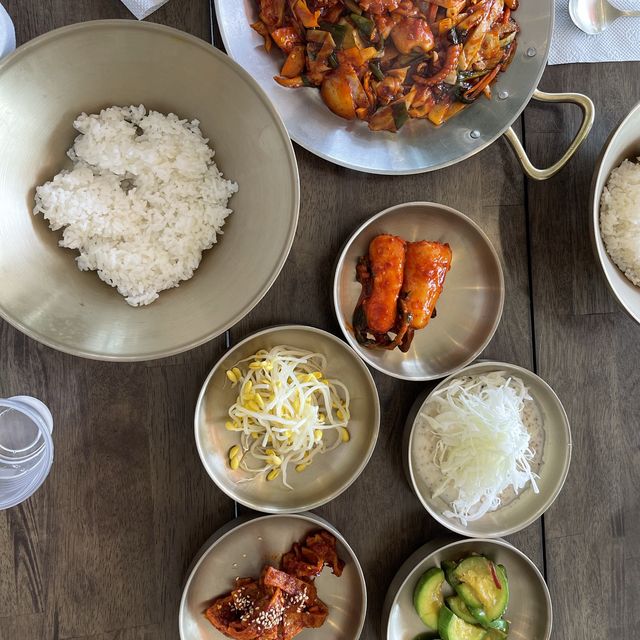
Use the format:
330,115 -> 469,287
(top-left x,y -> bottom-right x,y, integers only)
195,325 -> 380,513
0,21 -> 299,360
333,203 -> 504,381
382,537 -> 552,640
591,100 -> 640,324
214,0 -> 552,174
179,512 -> 367,640
405,361 -> 572,537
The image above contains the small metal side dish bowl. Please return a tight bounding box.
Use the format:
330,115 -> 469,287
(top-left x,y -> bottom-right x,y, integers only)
591,100 -> 640,324
195,325 -> 380,513
0,21 -> 299,360
180,512 -> 367,640
405,361 -> 571,537
333,202 -> 505,381
382,537 -> 552,640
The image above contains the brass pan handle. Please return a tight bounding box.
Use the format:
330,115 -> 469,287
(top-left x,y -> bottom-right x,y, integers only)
504,89 -> 595,181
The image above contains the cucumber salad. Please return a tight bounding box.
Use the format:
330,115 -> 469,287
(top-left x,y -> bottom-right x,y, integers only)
413,554 -> 510,640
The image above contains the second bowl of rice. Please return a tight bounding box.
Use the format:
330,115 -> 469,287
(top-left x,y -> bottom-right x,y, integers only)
591,100 -> 640,325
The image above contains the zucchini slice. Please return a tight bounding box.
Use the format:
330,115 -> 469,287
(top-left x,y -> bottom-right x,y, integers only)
446,596 -> 478,625
438,606 -> 487,640
452,557 -> 510,621
484,629 -> 508,640
487,618 -> 509,633
442,560 -> 460,587
456,583 -> 483,609
448,595 -> 510,632
413,567 -> 445,630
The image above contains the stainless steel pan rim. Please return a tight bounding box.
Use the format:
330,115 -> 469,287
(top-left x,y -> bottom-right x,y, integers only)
214,0 -> 593,177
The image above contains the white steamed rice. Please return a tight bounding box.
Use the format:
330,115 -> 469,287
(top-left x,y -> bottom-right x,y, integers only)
600,158 -> 640,287
34,105 -> 238,306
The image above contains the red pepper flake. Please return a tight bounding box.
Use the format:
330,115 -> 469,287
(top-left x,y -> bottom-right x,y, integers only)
489,561 -> 502,589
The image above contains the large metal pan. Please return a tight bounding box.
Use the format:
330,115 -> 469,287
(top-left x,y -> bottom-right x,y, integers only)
215,0 -> 594,177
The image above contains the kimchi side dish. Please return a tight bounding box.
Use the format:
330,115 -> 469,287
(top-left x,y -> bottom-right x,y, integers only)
354,234 -> 452,351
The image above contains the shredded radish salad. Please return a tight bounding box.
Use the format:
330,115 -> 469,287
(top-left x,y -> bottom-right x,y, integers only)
223,345 -> 351,489
419,371 -> 540,524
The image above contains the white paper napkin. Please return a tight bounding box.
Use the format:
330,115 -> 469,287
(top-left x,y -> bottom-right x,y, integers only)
550,0 -> 640,64
120,0 -> 171,20
0,2 -> 15,58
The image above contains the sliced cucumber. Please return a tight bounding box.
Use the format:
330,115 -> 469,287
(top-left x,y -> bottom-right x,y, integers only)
438,606 -> 487,640
442,560 -> 460,587
487,618 -> 509,633
456,583 -> 483,609
452,557 -> 509,621
413,567 -> 445,630
449,596 -> 509,632
483,629 -> 508,640
446,596 -> 478,625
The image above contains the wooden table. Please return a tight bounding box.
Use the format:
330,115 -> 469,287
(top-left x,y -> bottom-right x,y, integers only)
1,2 -> 638,639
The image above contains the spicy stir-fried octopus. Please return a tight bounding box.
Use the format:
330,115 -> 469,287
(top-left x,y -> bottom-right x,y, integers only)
354,234 -> 452,351
205,530 -> 344,640
251,0 -> 520,132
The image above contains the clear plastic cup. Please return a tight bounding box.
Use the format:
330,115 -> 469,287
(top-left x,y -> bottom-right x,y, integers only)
0,396 -> 54,510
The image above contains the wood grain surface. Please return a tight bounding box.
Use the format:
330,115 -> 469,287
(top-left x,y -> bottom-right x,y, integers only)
524,63 -> 640,639
0,1 -> 637,639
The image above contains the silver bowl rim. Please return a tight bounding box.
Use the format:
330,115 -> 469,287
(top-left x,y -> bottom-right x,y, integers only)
332,202 -> 506,381
381,536 -> 552,640
194,324 -> 381,513
0,20 -> 300,362
589,99 -> 640,325
406,360 -> 572,537
178,511 -> 368,640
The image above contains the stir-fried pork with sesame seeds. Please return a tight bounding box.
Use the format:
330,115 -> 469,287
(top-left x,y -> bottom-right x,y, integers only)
205,529 -> 343,640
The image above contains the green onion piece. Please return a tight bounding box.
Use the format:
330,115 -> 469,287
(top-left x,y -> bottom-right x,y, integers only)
328,52 -> 339,69
319,21 -> 348,48
351,13 -> 375,38
391,101 -> 409,130
457,69 -> 490,80
449,27 -> 460,45
306,29 -> 329,43
343,0 -> 362,14
369,61 -> 385,81
499,32 -> 517,48
396,52 -> 427,66
301,74 -> 314,87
